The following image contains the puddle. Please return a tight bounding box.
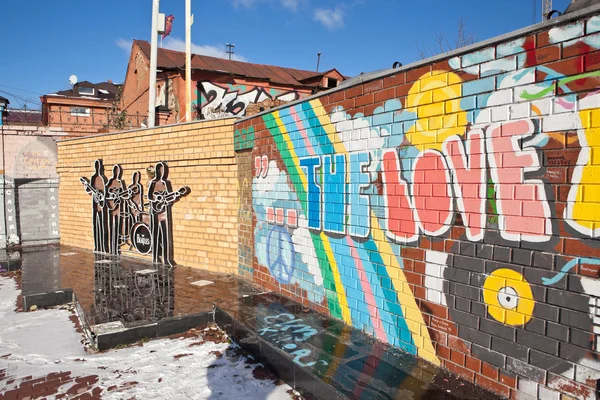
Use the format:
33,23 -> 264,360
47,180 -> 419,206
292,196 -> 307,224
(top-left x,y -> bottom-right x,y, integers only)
14,244 -> 261,329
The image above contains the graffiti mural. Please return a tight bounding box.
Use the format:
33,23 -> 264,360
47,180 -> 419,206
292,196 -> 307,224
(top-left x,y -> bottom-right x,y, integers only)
197,81 -> 303,119
81,160 -> 189,265
248,14 -> 600,399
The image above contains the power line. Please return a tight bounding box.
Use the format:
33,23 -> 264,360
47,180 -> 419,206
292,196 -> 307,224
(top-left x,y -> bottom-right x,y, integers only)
0,84 -> 43,96
0,89 -> 42,107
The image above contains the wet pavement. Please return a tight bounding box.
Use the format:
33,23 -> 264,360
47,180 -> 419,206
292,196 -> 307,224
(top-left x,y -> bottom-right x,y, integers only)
14,244 -> 260,328
7,245 -> 503,400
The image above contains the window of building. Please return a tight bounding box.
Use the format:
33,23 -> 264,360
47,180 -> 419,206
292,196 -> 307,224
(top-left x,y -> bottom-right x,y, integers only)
327,78 -> 338,88
71,107 -> 90,116
78,87 -> 95,96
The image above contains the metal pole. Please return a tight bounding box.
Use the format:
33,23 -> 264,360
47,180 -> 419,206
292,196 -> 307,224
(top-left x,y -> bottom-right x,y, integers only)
185,0 -> 193,122
316,52 -> 322,72
148,0 -> 160,128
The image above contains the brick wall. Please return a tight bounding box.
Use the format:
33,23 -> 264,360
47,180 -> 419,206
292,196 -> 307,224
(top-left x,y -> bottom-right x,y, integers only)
57,118 -> 239,273
241,10 -> 600,400
237,149 -> 253,280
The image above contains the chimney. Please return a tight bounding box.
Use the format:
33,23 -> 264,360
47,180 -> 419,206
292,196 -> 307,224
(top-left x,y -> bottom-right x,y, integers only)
108,79 -> 113,84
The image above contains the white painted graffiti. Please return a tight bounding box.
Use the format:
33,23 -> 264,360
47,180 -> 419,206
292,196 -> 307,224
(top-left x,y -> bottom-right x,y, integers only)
198,82 -> 301,118
258,312 -> 328,368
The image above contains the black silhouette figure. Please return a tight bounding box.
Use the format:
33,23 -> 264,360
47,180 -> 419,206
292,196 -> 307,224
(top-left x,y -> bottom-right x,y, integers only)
124,171 -> 144,248
147,162 -> 188,266
80,159 -> 109,253
106,164 -> 127,255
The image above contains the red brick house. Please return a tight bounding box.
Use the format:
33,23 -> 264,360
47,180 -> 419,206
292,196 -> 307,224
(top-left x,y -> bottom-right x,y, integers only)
40,81 -> 132,137
120,40 -> 345,124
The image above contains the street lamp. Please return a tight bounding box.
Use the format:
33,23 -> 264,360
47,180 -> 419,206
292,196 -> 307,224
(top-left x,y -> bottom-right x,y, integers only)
0,96 -> 9,126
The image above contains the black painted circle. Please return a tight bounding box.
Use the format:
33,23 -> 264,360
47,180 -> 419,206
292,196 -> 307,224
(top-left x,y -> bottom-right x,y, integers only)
132,223 -> 152,254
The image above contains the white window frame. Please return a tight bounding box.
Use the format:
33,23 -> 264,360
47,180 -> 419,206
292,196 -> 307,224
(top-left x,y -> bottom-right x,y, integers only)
70,107 -> 90,116
78,87 -> 95,96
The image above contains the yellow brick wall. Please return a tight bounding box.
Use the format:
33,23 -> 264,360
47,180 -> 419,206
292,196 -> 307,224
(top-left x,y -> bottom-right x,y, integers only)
56,118 -> 239,273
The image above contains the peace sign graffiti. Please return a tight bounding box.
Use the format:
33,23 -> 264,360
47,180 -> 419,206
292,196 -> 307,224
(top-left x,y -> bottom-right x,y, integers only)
266,225 -> 296,284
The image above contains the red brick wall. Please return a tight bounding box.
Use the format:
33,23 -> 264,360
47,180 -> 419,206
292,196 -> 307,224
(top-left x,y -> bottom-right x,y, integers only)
238,11 -> 600,399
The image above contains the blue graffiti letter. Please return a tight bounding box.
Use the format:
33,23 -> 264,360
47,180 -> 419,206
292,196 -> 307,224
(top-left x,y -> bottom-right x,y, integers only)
323,154 -> 346,234
349,152 -> 371,238
300,156 -> 322,230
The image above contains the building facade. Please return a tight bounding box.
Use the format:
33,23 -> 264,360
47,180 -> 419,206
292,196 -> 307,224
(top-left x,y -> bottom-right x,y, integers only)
41,81 -> 144,137
119,40 -> 345,124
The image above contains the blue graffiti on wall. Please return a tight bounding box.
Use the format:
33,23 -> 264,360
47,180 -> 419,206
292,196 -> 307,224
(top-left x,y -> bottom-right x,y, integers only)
266,225 -> 296,284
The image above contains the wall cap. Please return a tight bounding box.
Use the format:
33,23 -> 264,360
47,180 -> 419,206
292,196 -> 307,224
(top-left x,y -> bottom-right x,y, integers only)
57,115 -> 239,143
236,3 -> 600,122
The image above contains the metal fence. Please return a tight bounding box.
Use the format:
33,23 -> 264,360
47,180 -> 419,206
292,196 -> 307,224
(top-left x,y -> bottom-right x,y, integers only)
46,108 -> 149,133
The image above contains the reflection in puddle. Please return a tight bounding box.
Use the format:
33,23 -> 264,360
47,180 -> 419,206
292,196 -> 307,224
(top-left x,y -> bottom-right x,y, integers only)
92,254 -> 174,327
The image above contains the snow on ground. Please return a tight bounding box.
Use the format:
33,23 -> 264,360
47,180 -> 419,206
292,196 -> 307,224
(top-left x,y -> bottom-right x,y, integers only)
0,276 -> 296,399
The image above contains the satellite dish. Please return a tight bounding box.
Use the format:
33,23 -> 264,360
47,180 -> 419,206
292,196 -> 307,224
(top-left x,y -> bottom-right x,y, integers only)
69,75 -> 78,86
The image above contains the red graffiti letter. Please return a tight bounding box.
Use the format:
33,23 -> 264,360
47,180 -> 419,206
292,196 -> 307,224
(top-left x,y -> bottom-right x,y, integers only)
443,129 -> 486,241
412,150 -> 453,236
486,120 -> 551,241
382,149 -> 419,243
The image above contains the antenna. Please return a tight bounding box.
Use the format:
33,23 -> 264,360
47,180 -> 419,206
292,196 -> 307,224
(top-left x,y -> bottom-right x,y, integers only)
226,43 -> 235,60
69,75 -> 78,86
542,0 -> 552,20
316,52 -> 322,72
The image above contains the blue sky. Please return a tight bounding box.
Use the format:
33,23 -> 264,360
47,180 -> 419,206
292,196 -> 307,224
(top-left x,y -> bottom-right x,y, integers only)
0,0 -> 572,110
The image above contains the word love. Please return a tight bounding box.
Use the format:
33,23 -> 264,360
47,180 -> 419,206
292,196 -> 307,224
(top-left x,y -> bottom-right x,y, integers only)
301,119 -> 556,244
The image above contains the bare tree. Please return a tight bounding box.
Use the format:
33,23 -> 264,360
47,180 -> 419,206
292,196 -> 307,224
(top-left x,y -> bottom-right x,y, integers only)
416,17 -> 477,59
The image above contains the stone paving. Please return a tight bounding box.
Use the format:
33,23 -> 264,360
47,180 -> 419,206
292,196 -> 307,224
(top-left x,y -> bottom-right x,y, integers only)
0,273 -> 296,400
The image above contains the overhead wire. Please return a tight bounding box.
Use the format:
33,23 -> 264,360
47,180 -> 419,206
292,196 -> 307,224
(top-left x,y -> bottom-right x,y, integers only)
0,89 -> 42,107
0,84 -> 43,96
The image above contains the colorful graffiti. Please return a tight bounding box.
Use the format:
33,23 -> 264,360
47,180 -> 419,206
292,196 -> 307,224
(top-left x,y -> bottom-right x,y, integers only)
197,82 -> 303,119
248,14 -> 600,399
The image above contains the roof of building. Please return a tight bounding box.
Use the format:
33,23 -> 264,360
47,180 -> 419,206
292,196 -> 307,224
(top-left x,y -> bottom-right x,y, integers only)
46,81 -> 121,101
134,40 -> 343,87
5,109 -> 43,125
564,0 -> 600,13
0,95 -> 9,105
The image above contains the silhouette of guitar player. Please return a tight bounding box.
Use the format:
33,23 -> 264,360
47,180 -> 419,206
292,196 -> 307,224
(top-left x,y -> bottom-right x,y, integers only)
80,159 -> 109,253
106,164 -> 128,255
147,162 -> 189,266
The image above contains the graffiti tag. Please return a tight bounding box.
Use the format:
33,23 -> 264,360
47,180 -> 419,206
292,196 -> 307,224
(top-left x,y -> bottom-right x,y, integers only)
258,312 -> 328,368
23,151 -> 52,169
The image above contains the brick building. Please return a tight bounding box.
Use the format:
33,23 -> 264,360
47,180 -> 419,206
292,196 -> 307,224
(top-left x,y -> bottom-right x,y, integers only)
119,40 -> 345,124
40,81 -> 144,137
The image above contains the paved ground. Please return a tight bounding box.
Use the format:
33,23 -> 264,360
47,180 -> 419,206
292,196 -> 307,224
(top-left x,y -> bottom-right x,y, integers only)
0,274 -> 298,399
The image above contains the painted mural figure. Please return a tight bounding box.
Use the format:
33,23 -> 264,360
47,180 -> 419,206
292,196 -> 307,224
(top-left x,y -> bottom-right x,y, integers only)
147,162 -> 188,266
80,159 -> 109,253
106,164 -> 128,255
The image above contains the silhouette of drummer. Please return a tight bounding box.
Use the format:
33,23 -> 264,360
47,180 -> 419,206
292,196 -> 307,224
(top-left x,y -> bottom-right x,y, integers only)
124,171 -> 144,248
127,171 -> 144,215
147,162 -> 188,266
106,164 -> 127,255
